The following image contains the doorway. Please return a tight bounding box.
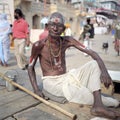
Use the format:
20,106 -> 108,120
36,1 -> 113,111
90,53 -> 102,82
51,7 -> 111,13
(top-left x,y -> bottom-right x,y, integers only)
32,14 -> 40,29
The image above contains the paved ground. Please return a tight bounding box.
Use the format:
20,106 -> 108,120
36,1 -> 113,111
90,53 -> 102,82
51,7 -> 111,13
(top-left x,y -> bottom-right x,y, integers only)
0,34 -> 120,120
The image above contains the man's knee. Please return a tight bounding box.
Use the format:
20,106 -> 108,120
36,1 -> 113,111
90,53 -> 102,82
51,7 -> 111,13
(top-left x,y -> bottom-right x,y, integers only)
88,60 -> 98,68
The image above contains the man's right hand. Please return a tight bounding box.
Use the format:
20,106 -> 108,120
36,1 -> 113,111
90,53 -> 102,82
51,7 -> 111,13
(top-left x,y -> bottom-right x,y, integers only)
34,90 -> 49,100
35,90 -> 45,98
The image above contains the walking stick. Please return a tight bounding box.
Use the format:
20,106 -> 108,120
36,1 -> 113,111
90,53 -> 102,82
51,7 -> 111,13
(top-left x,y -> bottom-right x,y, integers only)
0,72 -> 77,120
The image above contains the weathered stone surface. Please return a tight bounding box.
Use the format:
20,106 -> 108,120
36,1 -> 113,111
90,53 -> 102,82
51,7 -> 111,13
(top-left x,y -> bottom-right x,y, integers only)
4,117 -> 15,120
0,88 -> 40,120
14,107 -> 61,120
36,100 -> 94,120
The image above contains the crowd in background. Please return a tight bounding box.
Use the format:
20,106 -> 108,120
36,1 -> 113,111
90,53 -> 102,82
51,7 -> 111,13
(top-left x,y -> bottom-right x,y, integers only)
0,9 -> 30,69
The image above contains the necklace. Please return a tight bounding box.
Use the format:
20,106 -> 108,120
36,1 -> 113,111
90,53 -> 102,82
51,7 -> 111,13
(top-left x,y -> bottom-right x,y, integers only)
48,38 -> 63,71
49,38 -> 62,58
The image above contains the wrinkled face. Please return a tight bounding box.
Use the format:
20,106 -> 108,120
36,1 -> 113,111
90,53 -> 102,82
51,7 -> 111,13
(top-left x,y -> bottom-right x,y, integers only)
48,17 -> 65,38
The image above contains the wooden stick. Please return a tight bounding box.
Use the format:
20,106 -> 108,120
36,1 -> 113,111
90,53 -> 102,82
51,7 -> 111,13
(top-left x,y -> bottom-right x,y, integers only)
0,72 -> 77,120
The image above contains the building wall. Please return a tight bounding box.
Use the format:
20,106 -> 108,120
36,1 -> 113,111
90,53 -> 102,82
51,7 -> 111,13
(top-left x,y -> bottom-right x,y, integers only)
101,1 -> 116,10
0,0 -> 14,24
13,0 -> 81,37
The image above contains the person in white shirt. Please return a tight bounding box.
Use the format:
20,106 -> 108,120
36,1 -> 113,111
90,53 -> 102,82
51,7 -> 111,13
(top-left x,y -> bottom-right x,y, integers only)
65,24 -> 72,36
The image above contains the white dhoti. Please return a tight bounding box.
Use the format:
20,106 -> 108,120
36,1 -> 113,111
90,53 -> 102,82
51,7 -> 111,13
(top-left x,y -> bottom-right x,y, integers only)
42,60 -> 119,107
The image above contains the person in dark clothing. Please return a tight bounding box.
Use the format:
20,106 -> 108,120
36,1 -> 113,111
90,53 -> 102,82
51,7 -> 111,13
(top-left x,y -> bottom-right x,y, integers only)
82,18 -> 94,50
86,18 -> 94,39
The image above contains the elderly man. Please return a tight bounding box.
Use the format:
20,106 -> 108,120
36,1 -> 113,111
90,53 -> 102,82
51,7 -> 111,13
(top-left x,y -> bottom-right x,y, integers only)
28,12 -> 120,119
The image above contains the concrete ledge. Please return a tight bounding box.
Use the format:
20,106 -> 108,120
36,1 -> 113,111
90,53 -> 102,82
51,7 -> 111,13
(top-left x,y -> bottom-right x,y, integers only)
108,70 -> 120,83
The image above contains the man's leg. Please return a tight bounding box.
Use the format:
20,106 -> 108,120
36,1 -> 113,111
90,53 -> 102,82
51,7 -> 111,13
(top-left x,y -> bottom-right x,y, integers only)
76,60 -> 118,106
91,90 -> 120,119
14,39 -> 27,69
75,60 -> 120,118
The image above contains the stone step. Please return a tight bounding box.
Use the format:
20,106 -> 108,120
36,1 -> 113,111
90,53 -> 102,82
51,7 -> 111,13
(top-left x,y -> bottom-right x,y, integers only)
108,70 -> 120,83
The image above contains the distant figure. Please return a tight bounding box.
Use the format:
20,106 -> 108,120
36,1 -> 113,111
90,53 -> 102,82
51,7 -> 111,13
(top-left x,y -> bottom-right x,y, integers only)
84,18 -> 94,38
0,13 -> 12,67
39,23 -> 49,40
12,8 -> 30,70
83,18 -> 94,50
65,24 -> 72,36
9,24 -> 14,49
111,23 -> 115,38
102,42 -> 109,54
114,21 -> 120,56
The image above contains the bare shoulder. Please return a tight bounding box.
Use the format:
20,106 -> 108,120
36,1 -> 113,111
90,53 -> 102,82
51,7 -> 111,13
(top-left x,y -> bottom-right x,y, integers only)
62,36 -> 85,49
33,39 -> 46,50
62,36 -> 78,45
62,36 -> 75,43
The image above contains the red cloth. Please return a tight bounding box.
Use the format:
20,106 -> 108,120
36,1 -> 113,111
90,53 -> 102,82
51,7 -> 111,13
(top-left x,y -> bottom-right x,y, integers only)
12,18 -> 29,39
114,39 -> 120,52
39,30 -> 48,40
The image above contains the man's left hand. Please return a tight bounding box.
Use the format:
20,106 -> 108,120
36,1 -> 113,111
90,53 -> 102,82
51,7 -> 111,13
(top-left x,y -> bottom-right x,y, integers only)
26,40 -> 30,46
100,72 -> 113,88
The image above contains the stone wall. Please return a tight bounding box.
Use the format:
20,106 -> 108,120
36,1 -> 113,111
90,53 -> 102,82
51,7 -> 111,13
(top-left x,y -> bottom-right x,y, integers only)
0,0 -> 14,24
13,0 -> 81,37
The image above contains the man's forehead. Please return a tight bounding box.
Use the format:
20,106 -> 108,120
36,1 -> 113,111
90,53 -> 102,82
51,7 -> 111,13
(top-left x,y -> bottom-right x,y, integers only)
48,12 -> 65,24
49,16 -> 63,24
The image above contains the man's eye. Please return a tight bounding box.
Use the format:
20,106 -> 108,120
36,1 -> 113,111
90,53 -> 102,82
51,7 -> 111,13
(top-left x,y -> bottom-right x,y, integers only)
51,24 -> 56,27
57,24 -> 62,27
50,23 -> 63,28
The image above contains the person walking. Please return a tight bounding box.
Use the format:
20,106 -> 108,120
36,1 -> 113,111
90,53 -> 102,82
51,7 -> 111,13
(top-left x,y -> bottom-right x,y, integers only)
28,12 -> 120,119
83,18 -> 94,50
12,8 -> 30,70
114,21 -> 120,56
39,23 -> 49,40
0,13 -> 12,67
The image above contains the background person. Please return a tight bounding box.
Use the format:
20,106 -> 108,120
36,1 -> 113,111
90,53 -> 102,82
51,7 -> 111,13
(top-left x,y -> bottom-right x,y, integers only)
64,23 -> 72,36
114,21 -> 120,56
83,18 -> 94,50
0,13 -> 12,67
9,24 -> 14,49
12,8 -> 30,70
39,23 -> 49,40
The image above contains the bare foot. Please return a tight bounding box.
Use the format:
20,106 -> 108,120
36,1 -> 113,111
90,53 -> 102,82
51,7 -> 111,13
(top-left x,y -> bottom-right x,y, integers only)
91,107 -> 120,119
4,63 -> 8,67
